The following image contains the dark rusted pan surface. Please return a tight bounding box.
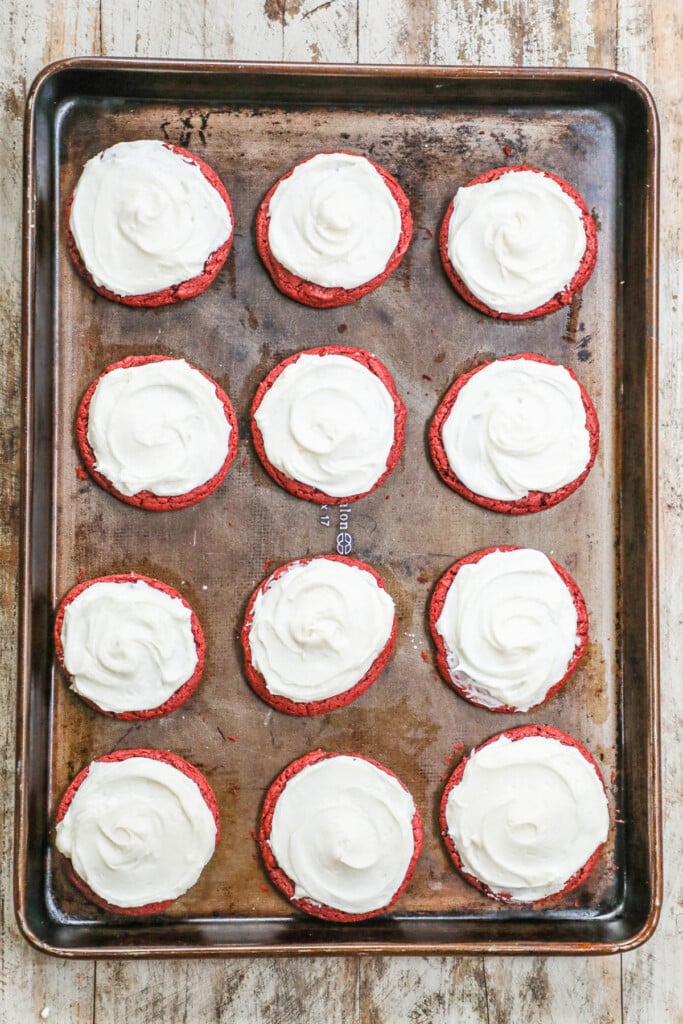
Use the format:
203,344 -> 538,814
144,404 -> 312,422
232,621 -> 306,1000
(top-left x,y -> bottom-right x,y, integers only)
18,59 -> 660,956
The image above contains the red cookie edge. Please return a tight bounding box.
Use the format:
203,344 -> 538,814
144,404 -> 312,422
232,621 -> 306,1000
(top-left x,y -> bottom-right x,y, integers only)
259,749 -> 423,921
76,353 -> 239,511
241,554 -> 397,716
54,572 -> 205,720
55,747 -> 220,916
255,151 -> 413,308
428,546 -> 588,713
250,345 -> 406,504
428,352 -> 599,514
439,725 -> 608,904
66,142 -> 234,306
438,164 -> 598,319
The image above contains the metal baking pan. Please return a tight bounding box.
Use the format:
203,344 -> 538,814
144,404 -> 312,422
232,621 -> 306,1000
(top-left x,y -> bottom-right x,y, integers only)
17,59 -> 660,956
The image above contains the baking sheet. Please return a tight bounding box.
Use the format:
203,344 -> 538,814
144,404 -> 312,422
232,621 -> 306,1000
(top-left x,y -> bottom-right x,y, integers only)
18,60 -> 660,955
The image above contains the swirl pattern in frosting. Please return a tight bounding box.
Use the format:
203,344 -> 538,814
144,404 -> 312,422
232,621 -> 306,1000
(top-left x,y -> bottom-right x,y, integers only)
268,754 -> 418,914
444,733 -> 609,901
56,755 -> 218,908
69,140 -> 232,296
267,153 -> 402,289
86,358 -> 232,497
435,548 -> 579,711
446,168 -> 587,314
247,557 -> 395,703
440,356 -> 592,501
254,352 -> 398,498
60,578 -> 199,713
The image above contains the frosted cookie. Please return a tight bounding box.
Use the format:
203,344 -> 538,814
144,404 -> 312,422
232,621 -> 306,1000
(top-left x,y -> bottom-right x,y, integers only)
429,547 -> 588,712
54,573 -> 205,719
77,355 -> 238,511
55,749 -> 220,915
67,140 -> 233,306
439,165 -> 597,318
259,750 -> 422,921
241,555 -> 396,716
255,152 -> 412,307
440,726 -> 609,903
429,353 -> 599,514
251,346 -> 405,503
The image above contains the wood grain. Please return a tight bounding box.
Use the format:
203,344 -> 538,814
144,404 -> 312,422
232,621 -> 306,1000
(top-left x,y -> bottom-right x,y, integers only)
620,0 -> 682,1020
94,959 -> 360,1023
101,0 -> 282,60
482,958 -> 622,1024
2,0 -> 680,1022
359,958 -> 489,1024
284,0 -> 358,62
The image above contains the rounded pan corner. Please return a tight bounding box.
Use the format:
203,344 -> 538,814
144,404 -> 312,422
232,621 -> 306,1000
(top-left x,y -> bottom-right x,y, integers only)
25,56 -> 88,121
590,66 -> 660,125
620,903 -> 663,954
13,895 -> 70,961
599,902 -> 663,957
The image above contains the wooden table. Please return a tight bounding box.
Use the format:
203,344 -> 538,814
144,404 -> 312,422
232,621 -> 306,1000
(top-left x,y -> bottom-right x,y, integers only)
1,1 -> 679,1021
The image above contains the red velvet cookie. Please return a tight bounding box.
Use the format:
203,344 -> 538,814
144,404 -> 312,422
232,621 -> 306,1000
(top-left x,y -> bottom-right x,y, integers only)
76,354 -> 238,511
429,352 -> 599,514
54,572 -> 205,720
251,346 -> 406,504
439,164 -> 597,319
429,546 -> 588,713
55,748 -> 220,916
67,142 -> 234,306
259,749 -> 423,921
440,725 -> 609,904
255,152 -> 412,308
241,554 -> 396,716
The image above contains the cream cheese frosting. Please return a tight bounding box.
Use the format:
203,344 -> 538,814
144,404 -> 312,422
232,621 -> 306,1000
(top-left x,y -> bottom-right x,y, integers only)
69,140 -> 232,296
254,352 -> 397,498
435,548 -> 579,711
267,153 -> 402,289
56,756 -> 217,908
440,357 -> 591,501
248,558 -> 394,703
447,169 -> 587,314
444,734 -> 609,901
269,755 -> 417,914
87,359 -> 231,497
61,579 -> 198,713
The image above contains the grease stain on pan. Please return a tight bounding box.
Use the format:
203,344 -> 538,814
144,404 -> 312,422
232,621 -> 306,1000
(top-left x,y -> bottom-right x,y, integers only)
578,639 -> 612,727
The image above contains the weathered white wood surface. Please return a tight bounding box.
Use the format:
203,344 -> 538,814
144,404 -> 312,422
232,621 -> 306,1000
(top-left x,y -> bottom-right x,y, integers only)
1,0 -> 679,1021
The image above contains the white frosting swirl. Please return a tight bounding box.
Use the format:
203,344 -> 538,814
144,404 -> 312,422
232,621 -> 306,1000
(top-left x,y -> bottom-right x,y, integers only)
447,169 -> 587,314
435,549 -> 579,711
440,357 -> 592,501
70,140 -> 232,296
61,579 -> 198,713
87,359 -> 232,497
444,734 -> 609,901
254,352 -> 397,498
267,153 -> 402,289
249,558 -> 394,703
56,756 -> 217,908
269,755 -> 417,914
